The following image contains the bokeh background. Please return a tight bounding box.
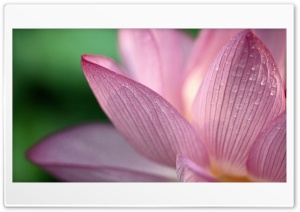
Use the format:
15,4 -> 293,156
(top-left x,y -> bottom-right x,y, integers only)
13,29 -> 199,182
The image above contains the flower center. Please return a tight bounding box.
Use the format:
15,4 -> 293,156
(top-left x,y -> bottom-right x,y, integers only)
210,166 -> 252,182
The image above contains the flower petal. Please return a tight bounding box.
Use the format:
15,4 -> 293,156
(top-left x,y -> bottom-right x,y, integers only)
81,55 -> 210,168
192,30 -> 286,176
27,123 -> 177,182
41,164 -> 175,182
176,155 -> 218,182
182,29 -> 242,116
118,29 -> 193,113
247,112 -> 286,182
254,29 -> 286,87
81,54 -> 125,75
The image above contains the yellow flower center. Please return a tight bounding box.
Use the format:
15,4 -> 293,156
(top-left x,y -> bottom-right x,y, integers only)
210,165 -> 252,182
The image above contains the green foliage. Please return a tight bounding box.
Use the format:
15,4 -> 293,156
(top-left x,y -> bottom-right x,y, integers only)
13,29 -> 117,181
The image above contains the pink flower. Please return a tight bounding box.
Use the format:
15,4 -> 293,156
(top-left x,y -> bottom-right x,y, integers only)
27,29 -> 286,182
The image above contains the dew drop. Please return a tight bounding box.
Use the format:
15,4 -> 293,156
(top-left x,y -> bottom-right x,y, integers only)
270,88 -> 276,96
232,85 -> 238,93
235,104 -> 242,110
232,71 -> 243,77
254,98 -> 260,105
261,76 -> 267,85
270,87 -> 277,96
249,74 -> 256,81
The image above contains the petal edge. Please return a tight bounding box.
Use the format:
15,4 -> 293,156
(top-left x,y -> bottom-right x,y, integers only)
81,56 -> 210,168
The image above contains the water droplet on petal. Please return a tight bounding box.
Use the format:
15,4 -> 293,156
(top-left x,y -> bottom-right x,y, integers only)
232,85 -> 238,93
249,74 -> 256,81
261,76 -> 267,85
233,71 -> 243,77
235,104 -> 242,110
270,88 -> 276,96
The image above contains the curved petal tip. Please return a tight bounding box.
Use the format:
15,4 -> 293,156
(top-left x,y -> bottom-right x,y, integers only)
191,29 -> 285,176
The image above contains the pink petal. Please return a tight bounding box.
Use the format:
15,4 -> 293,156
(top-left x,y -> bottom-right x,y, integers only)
182,29 -> 242,116
118,29 -> 193,113
192,30 -> 286,176
176,155 -> 218,182
27,123 -> 177,182
81,55 -> 210,168
81,54 -> 125,75
254,29 -> 286,87
42,165 -> 175,182
247,112 -> 286,182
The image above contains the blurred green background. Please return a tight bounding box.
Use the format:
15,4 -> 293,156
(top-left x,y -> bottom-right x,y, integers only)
13,29 -> 199,182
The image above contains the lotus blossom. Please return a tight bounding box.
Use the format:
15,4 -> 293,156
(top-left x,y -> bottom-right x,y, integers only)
27,29 -> 286,182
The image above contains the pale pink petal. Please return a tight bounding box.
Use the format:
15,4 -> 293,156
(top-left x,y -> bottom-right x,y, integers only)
182,29 -> 242,116
192,30 -> 286,176
254,29 -> 286,87
81,55 -> 210,168
27,123 -> 176,182
81,54 -> 125,75
42,165 -> 175,182
176,155 -> 218,182
118,29 -> 193,113
247,112 -> 286,182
